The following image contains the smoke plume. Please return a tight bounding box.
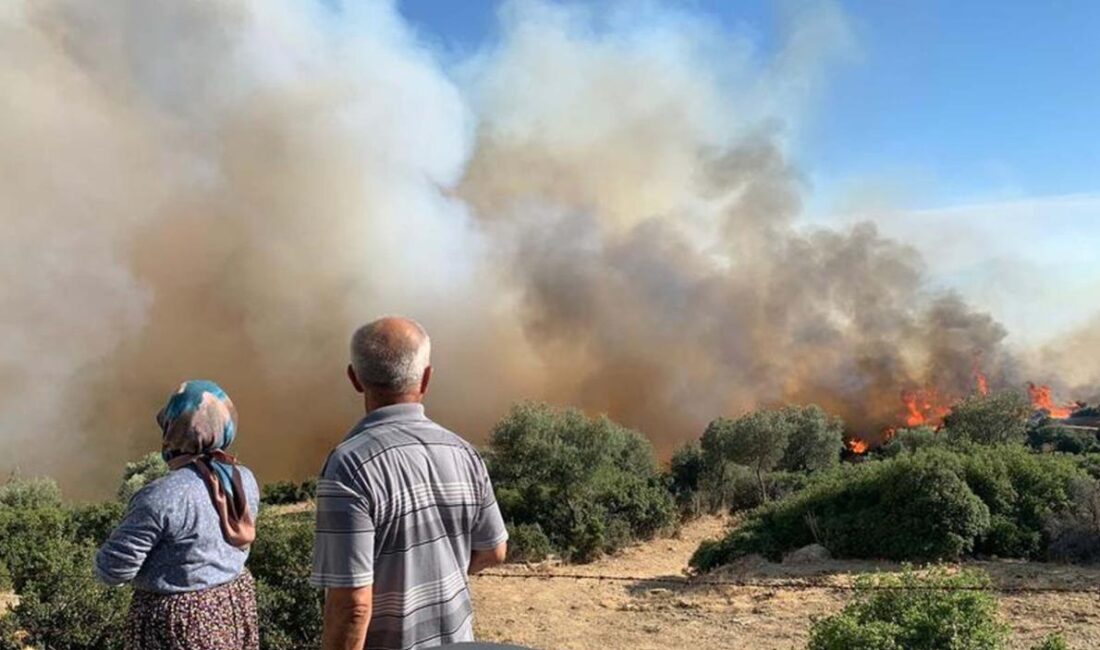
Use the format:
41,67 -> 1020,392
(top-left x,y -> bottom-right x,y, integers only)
0,0 -> 1092,496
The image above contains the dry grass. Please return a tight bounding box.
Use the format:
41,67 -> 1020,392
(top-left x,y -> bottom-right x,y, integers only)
471,516 -> 1100,650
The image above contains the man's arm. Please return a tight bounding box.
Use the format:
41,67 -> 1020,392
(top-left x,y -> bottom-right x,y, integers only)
323,586 -> 373,650
468,541 -> 508,575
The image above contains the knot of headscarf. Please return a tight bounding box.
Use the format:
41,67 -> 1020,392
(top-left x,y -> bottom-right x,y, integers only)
158,380 -> 255,548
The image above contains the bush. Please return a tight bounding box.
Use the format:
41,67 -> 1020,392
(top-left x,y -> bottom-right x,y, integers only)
487,403 -> 676,562
1044,477 -> 1100,563
117,453 -> 168,503
506,523 -> 553,563
3,538 -> 130,650
943,392 -> 1030,446
959,445 -> 1083,559
701,411 -> 791,504
0,476 -> 62,509
666,442 -> 707,516
692,445 -> 1091,570
876,427 -> 942,458
692,454 -> 991,569
776,405 -> 845,473
67,501 -> 125,546
807,567 -> 1008,650
1031,635 -> 1070,650
248,512 -> 323,650
1028,425 -> 1100,454
261,478 -> 318,505
0,479 -> 70,592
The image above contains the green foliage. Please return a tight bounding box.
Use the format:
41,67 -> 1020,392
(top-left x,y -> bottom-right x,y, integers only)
249,512 -> 323,650
487,402 -> 676,563
261,478 -> 318,505
117,452 -> 168,503
958,445 -> 1082,558
943,392 -> 1031,446
0,476 -> 62,509
692,445 -> 1092,570
807,567 -> 1009,650
0,480 -> 70,592
67,501 -> 125,546
690,406 -> 842,512
1028,424 -> 1100,454
1031,634 -> 1070,650
3,539 -> 130,650
1044,477 -> 1100,563
666,442 -> 707,515
776,405 -> 845,473
505,523 -> 553,563
702,411 -> 790,488
876,427 -> 942,458
691,453 -> 992,569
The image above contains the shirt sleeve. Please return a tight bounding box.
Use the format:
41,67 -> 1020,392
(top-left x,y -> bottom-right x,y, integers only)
470,457 -> 509,551
94,491 -> 164,586
311,469 -> 375,589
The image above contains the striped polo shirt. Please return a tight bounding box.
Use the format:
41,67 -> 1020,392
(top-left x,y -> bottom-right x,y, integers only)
311,403 -> 508,650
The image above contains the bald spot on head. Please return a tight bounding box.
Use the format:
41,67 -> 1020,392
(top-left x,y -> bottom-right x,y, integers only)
350,316 -> 431,393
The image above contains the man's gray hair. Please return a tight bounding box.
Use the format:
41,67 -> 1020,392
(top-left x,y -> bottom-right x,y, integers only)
349,317 -> 431,392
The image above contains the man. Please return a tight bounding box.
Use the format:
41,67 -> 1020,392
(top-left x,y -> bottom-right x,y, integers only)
312,316 -> 509,650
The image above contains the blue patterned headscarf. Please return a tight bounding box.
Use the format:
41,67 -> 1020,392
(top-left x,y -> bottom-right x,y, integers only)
157,380 -> 254,547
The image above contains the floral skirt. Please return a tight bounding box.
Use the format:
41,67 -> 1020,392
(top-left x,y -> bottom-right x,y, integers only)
125,570 -> 259,650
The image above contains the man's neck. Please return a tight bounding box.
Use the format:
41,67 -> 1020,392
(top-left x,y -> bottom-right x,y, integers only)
364,393 -> 422,415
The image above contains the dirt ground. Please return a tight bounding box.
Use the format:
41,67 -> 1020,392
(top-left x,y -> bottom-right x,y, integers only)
470,516 -> 1100,650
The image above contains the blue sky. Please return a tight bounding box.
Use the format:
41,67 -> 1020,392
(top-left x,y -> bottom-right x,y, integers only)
399,0 -> 1099,206
396,0 -> 1100,344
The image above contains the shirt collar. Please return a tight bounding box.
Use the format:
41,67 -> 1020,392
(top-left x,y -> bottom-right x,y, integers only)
343,403 -> 427,442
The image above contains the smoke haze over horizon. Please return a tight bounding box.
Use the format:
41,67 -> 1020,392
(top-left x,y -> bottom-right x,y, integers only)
1,0 -> 1096,498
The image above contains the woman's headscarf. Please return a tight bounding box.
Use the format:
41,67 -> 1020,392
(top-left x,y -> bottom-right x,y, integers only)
158,380 -> 255,548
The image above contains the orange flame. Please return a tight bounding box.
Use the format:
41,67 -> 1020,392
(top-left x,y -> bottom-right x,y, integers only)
973,363 -> 989,396
847,438 -> 869,455
901,388 -> 951,428
1027,382 -> 1074,419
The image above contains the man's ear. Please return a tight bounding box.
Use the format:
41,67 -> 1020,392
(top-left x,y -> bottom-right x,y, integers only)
420,365 -> 432,396
347,364 -> 364,394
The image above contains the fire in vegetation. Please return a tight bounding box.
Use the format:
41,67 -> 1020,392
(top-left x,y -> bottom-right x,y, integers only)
1027,382 -> 1080,419
845,363 -> 1086,456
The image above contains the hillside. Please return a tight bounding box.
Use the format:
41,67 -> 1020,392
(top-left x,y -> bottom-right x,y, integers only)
470,516 -> 1100,650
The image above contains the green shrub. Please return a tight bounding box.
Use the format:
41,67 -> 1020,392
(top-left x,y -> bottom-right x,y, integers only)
690,406 -> 842,512
1044,477 -> 1100,563
3,538 -> 130,650
0,560 -> 10,592
876,427 -> 942,458
691,454 -> 991,569
666,442 -> 707,516
0,480 -> 70,591
958,445 -> 1083,559
261,478 -> 318,505
67,501 -> 125,546
776,405 -> 845,473
487,403 -> 676,562
248,512 -> 323,650
0,476 -> 62,509
1031,634 -> 1070,650
506,523 -> 553,563
701,411 -> 791,504
807,567 -> 1009,650
692,445 -> 1090,570
943,392 -> 1030,446
1028,425 -> 1100,454
117,453 -> 168,503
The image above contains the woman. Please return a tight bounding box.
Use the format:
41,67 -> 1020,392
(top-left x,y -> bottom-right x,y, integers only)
96,380 -> 260,650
